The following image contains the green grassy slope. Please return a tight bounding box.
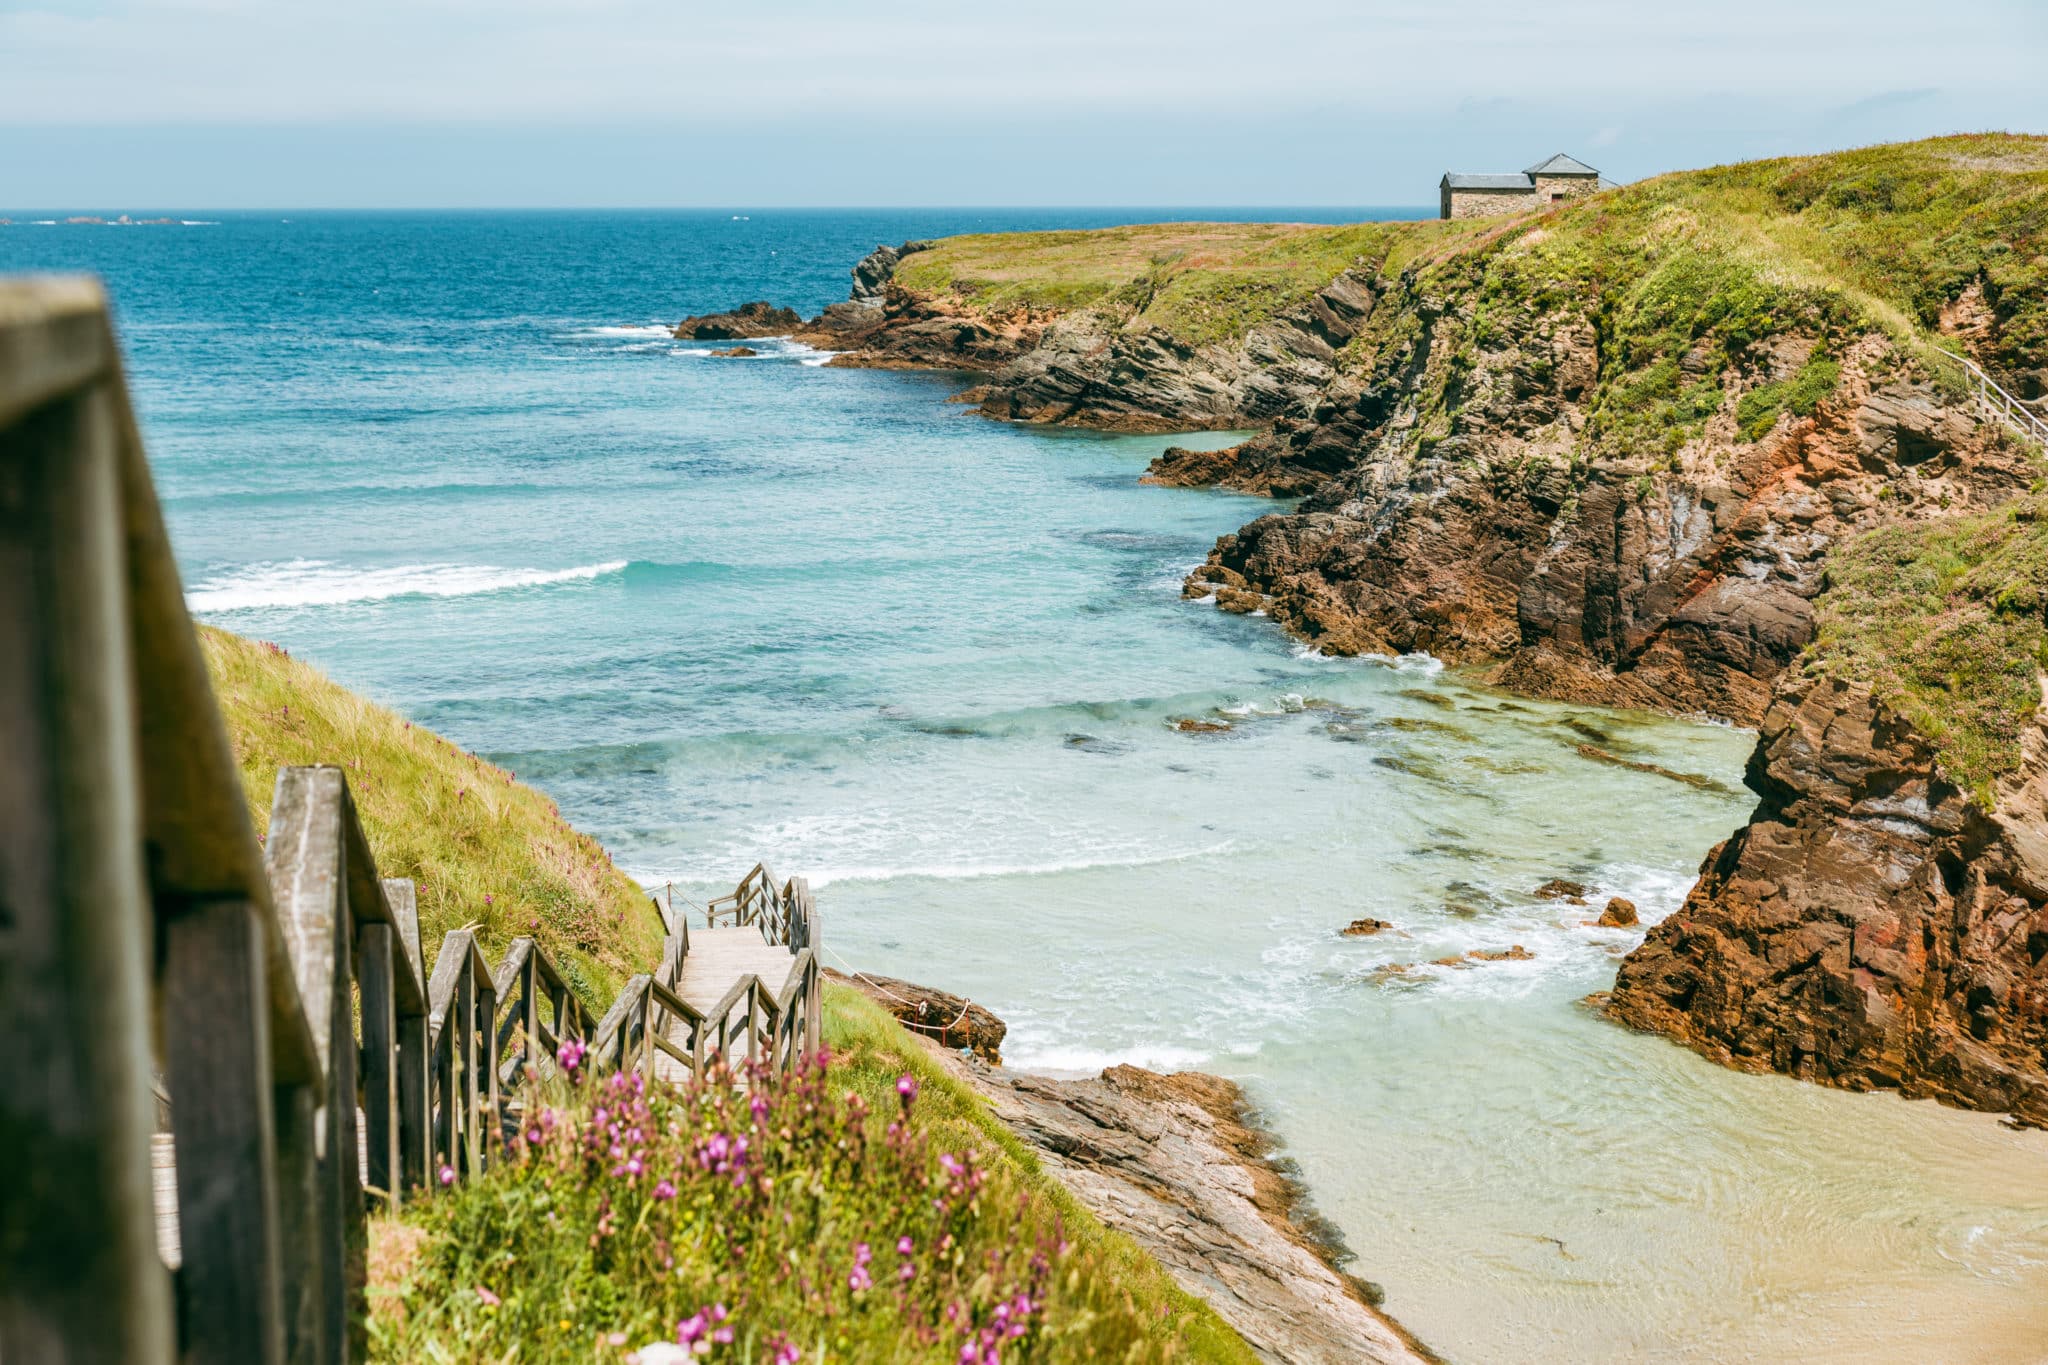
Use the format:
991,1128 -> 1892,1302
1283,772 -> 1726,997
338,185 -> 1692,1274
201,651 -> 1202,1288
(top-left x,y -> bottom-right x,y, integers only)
1813,495 -> 2048,806
202,625 -> 665,1001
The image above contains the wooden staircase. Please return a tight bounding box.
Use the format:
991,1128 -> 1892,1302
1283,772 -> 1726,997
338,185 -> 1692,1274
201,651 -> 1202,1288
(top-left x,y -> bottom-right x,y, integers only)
0,275 -> 820,1365
1939,346 -> 2048,448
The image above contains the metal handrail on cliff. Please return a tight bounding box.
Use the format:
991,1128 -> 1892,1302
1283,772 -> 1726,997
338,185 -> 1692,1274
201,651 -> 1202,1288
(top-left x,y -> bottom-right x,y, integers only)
0,276 -> 823,1365
1936,346 -> 2048,447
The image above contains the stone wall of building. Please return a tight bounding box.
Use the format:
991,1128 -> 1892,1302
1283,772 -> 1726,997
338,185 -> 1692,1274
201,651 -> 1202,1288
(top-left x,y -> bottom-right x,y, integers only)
1530,174 -> 1598,206
1447,187 -> 1535,219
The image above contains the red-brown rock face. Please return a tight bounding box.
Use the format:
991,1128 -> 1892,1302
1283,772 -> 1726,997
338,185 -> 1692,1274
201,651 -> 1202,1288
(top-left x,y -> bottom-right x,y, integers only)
1184,307 -> 2026,725
1609,677 -> 2048,1125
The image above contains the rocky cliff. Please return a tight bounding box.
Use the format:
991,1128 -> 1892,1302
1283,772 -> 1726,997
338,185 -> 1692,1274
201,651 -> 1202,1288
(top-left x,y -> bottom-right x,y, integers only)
1608,674 -> 2048,1126
761,136 -> 2048,1120
792,222 -> 1418,431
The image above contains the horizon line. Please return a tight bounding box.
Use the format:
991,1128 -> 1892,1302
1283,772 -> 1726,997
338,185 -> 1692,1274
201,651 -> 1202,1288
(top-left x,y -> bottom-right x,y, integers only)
0,203 -> 1439,216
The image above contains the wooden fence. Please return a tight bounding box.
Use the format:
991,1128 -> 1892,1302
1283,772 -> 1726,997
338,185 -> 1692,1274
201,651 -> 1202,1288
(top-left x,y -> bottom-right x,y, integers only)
1939,346 -> 2048,448
0,277 -> 821,1365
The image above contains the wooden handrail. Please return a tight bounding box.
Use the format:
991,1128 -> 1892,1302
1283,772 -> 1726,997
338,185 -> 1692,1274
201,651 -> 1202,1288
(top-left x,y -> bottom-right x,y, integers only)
0,277 -> 828,1365
1937,346 -> 2048,447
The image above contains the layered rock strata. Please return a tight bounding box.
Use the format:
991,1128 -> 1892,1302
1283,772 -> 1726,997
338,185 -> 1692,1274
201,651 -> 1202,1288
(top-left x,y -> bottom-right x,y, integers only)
1183,327 -> 2026,724
1609,677 -> 2048,1125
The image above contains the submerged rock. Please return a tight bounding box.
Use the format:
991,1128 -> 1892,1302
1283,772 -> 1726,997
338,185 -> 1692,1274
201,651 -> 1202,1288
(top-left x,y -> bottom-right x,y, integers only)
1341,918 -> 1393,937
1467,945 -> 1534,962
1172,717 -> 1232,733
1534,879 -> 1590,904
707,346 -> 758,357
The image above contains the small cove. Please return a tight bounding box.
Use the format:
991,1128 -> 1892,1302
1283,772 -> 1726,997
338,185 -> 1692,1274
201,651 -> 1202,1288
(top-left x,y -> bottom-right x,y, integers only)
13,209 -> 2045,1362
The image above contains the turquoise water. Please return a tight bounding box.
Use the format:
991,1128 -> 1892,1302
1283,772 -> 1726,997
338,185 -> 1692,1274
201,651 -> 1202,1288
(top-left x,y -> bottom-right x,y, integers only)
10,212 -> 2045,1361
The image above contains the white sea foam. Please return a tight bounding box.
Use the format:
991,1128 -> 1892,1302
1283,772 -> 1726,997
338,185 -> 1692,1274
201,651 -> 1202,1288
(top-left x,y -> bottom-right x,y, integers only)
570,324 -> 674,339
802,842 -> 1235,889
180,220 -> 220,226
187,558 -> 627,612
1002,1041 -> 1211,1075
784,340 -> 842,367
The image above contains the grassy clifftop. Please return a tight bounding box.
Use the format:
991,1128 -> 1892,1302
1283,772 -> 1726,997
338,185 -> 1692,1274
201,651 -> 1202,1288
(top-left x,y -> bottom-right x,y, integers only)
892,218 -> 1469,347
202,626 -> 664,1001
890,134 -> 2047,381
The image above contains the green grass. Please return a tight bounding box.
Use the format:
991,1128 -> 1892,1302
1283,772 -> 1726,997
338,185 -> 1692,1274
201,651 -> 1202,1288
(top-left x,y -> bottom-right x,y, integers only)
892,219 -> 1478,347
369,986 -> 1258,1363
1812,495 -> 2048,806
202,625 -> 664,1002
1735,353 -> 1842,441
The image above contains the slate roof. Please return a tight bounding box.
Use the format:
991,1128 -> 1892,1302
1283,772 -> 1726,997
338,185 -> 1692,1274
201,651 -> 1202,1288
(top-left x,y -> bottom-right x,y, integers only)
1441,173 -> 1533,190
1525,153 -> 1600,176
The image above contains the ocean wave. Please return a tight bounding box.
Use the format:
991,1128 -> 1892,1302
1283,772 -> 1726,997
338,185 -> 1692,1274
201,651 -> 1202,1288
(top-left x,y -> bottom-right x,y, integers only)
1001,1040 -> 1212,1075
796,842 -> 1236,889
180,220 -> 220,226
1362,650 -> 1445,674
567,324 -> 674,339
187,558 -> 627,612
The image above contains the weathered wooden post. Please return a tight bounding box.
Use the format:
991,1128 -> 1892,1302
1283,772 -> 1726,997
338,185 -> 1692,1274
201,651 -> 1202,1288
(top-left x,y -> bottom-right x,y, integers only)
0,280 -> 176,1364
267,767 -> 368,1363
388,880 -> 430,1195
478,974 -> 499,1167
358,922 -> 399,1209
163,899 -> 288,1365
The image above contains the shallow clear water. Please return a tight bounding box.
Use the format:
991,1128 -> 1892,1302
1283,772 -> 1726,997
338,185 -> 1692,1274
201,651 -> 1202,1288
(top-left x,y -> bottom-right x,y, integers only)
11,211 -> 2045,1362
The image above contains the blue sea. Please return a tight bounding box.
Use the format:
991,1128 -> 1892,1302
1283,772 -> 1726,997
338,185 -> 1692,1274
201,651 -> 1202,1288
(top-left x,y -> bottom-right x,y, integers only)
9,209 -> 2045,1359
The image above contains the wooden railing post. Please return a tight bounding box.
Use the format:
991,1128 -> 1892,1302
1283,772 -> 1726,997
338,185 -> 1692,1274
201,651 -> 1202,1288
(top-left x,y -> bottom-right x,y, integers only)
273,1085 -> 324,1365
162,900 -> 287,1365
0,296 -> 176,1364
454,959 -> 479,1176
358,923 -> 398,1210
523,951 -> 542,1084
267,767 -> 367,1364
387,881 -> 430,1196
478,970 -> 499,1166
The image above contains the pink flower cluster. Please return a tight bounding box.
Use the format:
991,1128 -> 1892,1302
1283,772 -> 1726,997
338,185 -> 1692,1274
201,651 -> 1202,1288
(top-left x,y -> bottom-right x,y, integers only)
675,1302 -> 733,1353
474,1050 -> 1062,1361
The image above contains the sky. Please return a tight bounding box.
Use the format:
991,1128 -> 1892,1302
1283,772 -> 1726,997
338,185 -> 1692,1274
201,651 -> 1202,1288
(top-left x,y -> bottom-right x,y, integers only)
1,0 -> 2044,208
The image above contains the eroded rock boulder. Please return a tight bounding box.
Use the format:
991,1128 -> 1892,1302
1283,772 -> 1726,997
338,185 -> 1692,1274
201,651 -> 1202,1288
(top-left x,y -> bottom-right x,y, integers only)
1608,676 -> 2048,1126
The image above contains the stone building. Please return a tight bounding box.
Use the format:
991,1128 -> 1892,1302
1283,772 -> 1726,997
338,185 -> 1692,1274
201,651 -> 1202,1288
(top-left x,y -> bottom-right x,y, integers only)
1439,154 -> 1601,219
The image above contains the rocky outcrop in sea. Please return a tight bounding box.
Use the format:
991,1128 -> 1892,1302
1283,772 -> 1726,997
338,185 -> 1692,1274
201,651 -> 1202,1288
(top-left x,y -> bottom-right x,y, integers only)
795,244 -> 1382,430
